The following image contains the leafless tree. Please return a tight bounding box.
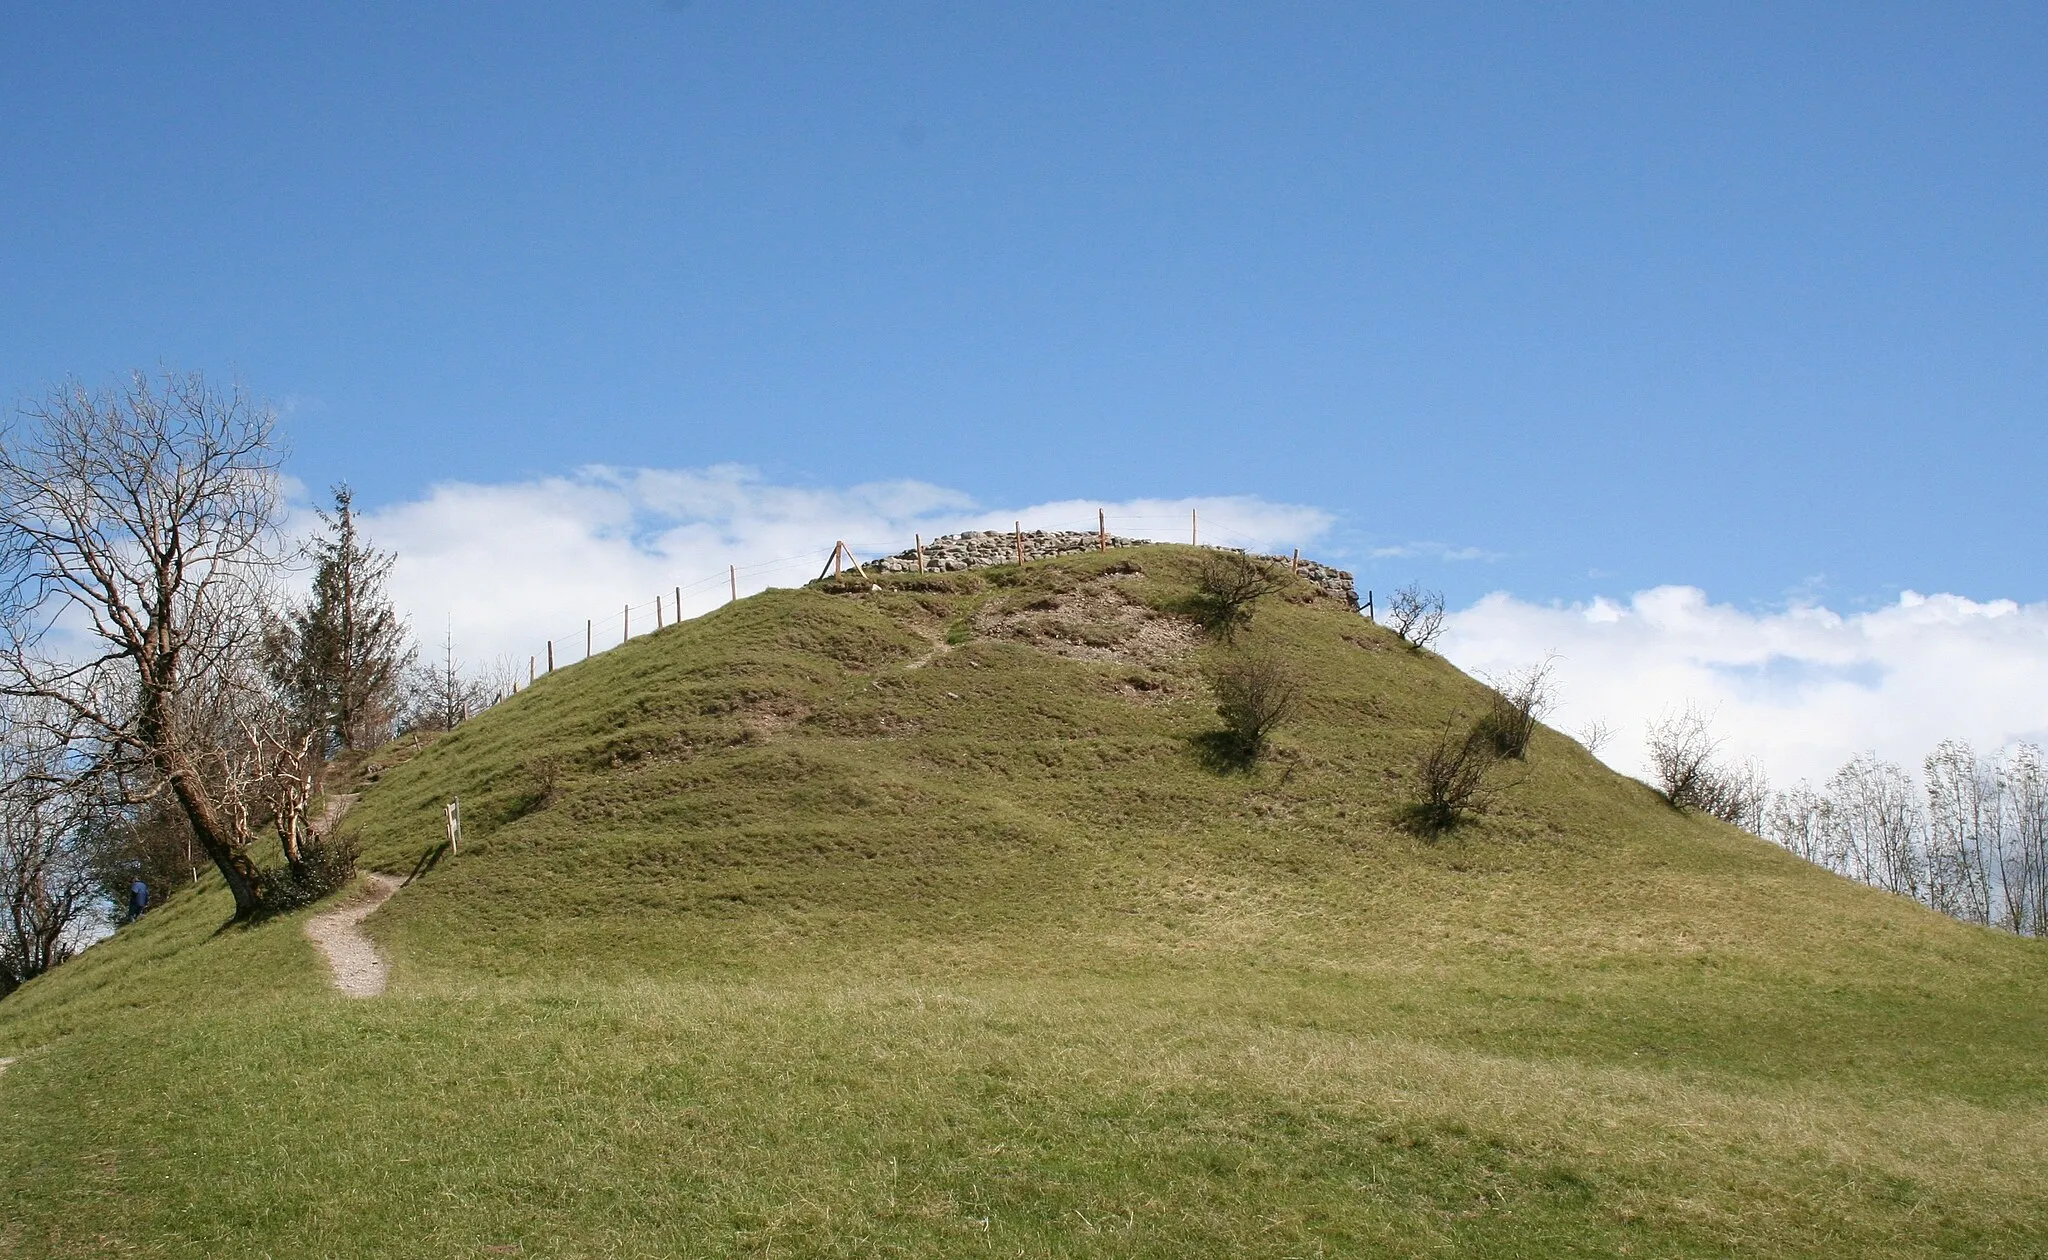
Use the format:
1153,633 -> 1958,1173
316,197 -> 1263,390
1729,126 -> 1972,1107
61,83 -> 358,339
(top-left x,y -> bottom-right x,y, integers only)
1763,781 -> 1829,864
1760,740 -> 2048,936
1577,719 -> 1614,755
399,625 -> 502,733
2000,744 -> 2048,935
1206,649 -> 1300,761
0,700 -> 98,997
1192,550 -> 1290,641
1387,583 -> 1447,650
1822,754 -> 1923,898
1476,655 -> 1557,759
0,371 -> 293,918
1923,740 -> 1997,926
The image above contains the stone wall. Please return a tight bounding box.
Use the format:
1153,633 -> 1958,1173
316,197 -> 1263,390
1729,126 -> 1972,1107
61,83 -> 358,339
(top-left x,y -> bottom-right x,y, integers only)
858,530 -> 1358,610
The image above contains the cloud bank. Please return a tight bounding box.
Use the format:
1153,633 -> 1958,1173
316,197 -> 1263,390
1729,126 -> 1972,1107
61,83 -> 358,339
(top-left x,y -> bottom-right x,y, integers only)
358,464 -> 1333,667
1442,587 -> 2048,786
346,465 -> 2048,792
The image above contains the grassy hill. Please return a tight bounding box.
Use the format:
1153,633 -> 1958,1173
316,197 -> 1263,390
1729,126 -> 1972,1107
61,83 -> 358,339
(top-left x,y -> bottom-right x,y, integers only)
3,545 -> 2046,1258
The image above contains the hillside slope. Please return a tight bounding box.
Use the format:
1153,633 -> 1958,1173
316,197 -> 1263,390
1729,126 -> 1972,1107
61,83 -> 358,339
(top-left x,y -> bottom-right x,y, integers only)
3,545 -> 2045,1258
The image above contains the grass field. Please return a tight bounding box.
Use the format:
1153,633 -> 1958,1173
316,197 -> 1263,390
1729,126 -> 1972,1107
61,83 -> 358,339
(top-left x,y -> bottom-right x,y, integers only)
3,546 -> 2045,1257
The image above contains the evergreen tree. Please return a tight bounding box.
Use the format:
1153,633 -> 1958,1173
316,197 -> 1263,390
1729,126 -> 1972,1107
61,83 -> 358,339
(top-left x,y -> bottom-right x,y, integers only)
279,486 -> 415,752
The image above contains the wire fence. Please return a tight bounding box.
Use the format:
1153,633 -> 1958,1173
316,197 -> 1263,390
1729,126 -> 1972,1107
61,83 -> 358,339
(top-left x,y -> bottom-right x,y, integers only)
492,509 -> 1316,695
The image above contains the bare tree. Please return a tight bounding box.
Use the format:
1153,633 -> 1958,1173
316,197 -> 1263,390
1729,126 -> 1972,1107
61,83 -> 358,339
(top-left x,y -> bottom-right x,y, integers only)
1763,781 -> 1829,864
1760,740 -> 2048,936
0,371 -> 290,918
1206,649 -> 1300,761
0,701 -> 98,997
399,624 -> 501,733
1192,550 -> 1289,641
2001,744 -> 2048,935
1923,740 -> 1997,926
1823,754 -> 1923,898
1577,719 -> 1614,755
1476,655 -> 1557,759
1387,583 -> 1446,650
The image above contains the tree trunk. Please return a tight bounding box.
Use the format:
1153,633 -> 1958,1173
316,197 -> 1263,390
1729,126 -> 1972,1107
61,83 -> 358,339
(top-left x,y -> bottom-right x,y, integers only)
157,746 -> 268,918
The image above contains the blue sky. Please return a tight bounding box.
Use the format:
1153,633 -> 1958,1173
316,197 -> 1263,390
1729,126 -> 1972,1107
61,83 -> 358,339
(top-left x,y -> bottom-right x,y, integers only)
5,2 -> 2043,611
5,4 -> 2047,783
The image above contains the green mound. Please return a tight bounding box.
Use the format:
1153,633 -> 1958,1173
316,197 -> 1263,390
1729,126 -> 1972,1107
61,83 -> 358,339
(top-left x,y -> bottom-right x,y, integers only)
4,545 -> 2045,1257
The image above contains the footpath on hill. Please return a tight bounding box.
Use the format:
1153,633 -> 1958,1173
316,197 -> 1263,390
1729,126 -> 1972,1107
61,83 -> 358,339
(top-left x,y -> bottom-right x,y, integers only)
305,873 -> 403,997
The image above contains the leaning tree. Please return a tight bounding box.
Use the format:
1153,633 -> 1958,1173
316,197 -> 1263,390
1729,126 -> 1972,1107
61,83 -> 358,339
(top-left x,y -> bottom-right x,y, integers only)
0,370 -> 297,918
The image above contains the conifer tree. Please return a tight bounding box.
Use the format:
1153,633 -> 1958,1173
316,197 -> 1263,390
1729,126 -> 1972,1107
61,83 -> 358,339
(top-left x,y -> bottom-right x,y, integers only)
280,486 -> 414,752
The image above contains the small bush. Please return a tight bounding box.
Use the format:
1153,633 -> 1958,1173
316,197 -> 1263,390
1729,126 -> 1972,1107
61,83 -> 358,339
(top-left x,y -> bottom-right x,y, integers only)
1205,649 -> 1300,763
1388,583 -> 1447,650
1645,707 -> 1769,829
1407,717 -> 1500,833
1475,656 -> 1557,759
264,830 -> 360,911
1193,551 -> 1289,641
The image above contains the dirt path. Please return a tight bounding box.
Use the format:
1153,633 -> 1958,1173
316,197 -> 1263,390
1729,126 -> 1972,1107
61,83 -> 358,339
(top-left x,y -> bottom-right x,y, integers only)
305,873 -> 403,998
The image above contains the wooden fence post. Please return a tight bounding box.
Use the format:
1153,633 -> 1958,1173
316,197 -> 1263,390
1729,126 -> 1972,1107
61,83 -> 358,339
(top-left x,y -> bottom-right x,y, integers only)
728,567 -> 735,603
1292,548 -> 1300,575
1014,521 -> 1023,566
547,641 -> 554,673
915,533 -> 925,573
446,797 -> 462,855
623,603 -> 630,644
529,655 -> 535,685
1365,590 -> 1374,623
1191,508 -> 1198,546
834,541 -> 843,578
1098,508 -> 1106,552
586,619 -> 592,659
656,595 -> 664,630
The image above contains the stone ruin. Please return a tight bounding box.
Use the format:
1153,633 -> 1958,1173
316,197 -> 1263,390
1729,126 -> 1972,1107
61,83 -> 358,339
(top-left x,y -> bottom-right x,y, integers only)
856,530 -> 1359,611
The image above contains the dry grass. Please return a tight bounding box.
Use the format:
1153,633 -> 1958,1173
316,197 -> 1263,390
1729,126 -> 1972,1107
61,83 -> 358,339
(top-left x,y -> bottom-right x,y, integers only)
2,545 -> 2045,1257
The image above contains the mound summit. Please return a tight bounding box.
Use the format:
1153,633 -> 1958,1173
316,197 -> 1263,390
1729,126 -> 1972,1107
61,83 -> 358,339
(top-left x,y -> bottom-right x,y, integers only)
3,544 -> 2045,1258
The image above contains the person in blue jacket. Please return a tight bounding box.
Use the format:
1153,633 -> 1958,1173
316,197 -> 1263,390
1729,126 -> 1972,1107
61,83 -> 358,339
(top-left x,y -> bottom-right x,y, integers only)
127,877 -> 149,923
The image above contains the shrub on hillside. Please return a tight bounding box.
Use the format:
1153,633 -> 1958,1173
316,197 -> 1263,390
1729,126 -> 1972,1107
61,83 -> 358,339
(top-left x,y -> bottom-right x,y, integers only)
1407,716 -> 1502,833
1191,550 -> 1290,641
1646,707 -> 1769,829
1388,583 -> 1446,650
262,830 -> 360,912
1475,656 -> 1557,760
1205,649 -> 1300,763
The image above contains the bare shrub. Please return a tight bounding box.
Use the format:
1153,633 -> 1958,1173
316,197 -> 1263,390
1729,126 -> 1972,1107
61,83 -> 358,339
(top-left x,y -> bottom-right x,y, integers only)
1409,716 -> 1500,833
1192,550 -> 1289,641
1646,706 -> 1721,810
1475,655 -> 1557,759
1645,706 -> 1769,828
1206,649 -> 1300,762
1578,720 -> 1614,754
1388,583 -> 1446,649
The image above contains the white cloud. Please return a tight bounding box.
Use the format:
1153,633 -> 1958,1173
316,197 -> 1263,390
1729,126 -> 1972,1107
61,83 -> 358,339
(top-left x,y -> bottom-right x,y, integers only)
355,465 -> 1334,669
1442,587 -> 2048,787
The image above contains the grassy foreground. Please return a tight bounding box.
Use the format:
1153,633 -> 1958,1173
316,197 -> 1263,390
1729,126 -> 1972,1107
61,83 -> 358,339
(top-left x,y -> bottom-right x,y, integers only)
3,546 -> 2046,1258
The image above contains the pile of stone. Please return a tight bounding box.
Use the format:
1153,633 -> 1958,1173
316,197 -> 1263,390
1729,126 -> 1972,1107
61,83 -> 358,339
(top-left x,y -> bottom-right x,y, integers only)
856,531 -> 1358,611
